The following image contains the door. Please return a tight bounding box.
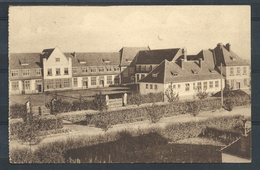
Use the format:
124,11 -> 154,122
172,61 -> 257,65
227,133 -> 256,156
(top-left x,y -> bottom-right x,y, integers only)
236,82 -> 240,89
100,80 -> 104,87
83,81 -> 88,89
37,84 -> 42,92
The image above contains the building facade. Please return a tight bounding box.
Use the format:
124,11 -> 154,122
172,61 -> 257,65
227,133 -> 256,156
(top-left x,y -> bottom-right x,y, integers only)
9,43 -> 250,96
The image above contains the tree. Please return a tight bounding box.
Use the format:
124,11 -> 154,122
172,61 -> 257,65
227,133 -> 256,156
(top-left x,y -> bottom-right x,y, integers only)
195,87 -> 209,100
91,92 -> 108,112
145,104 -> 163,123
165,83 -> 179,102
186,101 -> 201,117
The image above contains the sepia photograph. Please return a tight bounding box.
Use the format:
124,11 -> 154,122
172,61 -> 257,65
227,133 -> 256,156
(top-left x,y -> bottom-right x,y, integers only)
9,6 -> 251,163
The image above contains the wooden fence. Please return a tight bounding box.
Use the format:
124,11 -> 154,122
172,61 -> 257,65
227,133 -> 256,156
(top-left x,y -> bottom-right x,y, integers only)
108,98 -> 123,108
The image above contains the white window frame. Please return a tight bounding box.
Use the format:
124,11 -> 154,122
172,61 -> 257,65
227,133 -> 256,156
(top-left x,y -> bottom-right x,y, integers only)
91,77 -> 96,85
22,69 -> 30,76
47,68 -> 52,76
107,76 -> 113,85
36,69 -> 41,76
64,79 -> 70,88
24,80 -> 30,90
11,70 -> 19,77
56,68 -> 61,75
73,78 -> 78,87
73,67 -> 78,74
11,81 -> 19,91
64,68 -> 69,75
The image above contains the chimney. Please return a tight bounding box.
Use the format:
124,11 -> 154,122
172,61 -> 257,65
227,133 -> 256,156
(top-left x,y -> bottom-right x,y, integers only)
72,52 -> 76,58
226,43 -> 231,52
180,59 -> 184,69
182,47 -> 187,61
199,58 -> 203,68
217,43 -> 223,49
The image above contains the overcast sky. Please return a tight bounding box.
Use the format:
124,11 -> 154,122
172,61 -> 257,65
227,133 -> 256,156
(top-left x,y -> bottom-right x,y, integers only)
9,6 -> 250,59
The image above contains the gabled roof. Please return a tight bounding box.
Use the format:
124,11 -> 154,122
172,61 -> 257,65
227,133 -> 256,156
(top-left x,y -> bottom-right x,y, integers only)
119,47 -> 150,66
41,48 -> 55,59
9,53 -> 42,69
220,130 -> 251,160
64,52 -> 121,67
135,48 -> 181,65
214,44 -> 250,66
139,59 -> 223,84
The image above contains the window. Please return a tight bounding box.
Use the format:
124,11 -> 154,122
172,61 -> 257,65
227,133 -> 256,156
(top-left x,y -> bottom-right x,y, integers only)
178,84 -> 181,89
173,84 -> 176,89
114,67 -> 120,72
150,84 -> 153,89
73,78 -> 78,87
107,76 -> 113,84
56,68 -> 61,75
55,58 -> 60,62
35,80 -> 42,83
152,73 -> 158,77
73,68 -> 78,74
192,69 -> 198,74
141,65 -> 146,72
237,67 -> 241,75
141,74 -> 145,79
64,79 -> 70,88
91,77 -> 96,85
136,66 -> 140,71
11,70 -> 18,77
55,79 -> 62,88
137,74 -> 140,81
154,85 -> 157,90
231,80 -> 234,88
98,67 -> 104,72
36,69 -> 41,76
243,67 -> 247,75
215,81 -> 219,88
24,80 -> 30,90
46,80 -> 53,89
11,81 -> 19,90
203,82 -> 207,90
106,66 -> 112,71
146,84 -> 148,89
185,83 -> 190,91
209,81 -> 213,88
230,67 -> 234,76
64,68 -> 69,75
82,67 -> 87,73
47,68 -> 52,76
197,82 -> 202,89
193,83 -> 196,89
171,71 -> 178,76
91,67 -> 96,72
244,79 -> 247,86
22,69 -> 30,76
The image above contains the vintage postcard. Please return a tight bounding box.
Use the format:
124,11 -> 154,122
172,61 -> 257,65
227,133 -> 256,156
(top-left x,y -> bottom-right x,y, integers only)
9,6 -> 251,163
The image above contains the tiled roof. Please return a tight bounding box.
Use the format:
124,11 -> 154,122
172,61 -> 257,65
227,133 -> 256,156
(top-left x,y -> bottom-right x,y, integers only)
64,52 -> 121,67
9,53 -> 42,69
139,59 -> 223,84
120,47 -> 150,66
135,48 -> 181,65
41,48 -> 55,59
214,44 -> 250,66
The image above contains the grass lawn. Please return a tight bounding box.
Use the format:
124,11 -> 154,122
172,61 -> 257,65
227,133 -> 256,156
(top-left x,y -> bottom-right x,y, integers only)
9,86 -> 132,106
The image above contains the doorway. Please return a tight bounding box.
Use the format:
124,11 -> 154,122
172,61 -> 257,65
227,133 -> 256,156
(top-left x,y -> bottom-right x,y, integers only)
37,84 -> 42,92
236,82 -> 240,89
100,80 -> 104,87
83,81 -> 88,89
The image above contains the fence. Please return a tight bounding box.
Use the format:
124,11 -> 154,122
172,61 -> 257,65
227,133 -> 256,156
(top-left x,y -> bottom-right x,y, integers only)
108,98 -> 123,108
31,106 -> 50,116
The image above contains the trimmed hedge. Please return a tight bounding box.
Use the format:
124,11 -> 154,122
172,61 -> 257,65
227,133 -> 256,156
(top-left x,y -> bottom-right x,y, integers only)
9,104 -> 26,119
127,92 -> 164,105
161,115 -> 243,142
9,115 -> 63,136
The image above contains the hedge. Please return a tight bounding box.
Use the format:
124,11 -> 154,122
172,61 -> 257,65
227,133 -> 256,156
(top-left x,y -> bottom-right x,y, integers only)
9,115 -> 63,136
127,92 -> 164,105
9,104 -> 26,119
161,115 -> 244,142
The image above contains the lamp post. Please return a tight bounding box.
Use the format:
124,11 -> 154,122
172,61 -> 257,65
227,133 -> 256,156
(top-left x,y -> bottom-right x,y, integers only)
221,63 -> 223,107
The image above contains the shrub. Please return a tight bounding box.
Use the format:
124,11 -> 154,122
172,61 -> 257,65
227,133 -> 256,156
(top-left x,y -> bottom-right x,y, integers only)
195,87 -> 209,100
128,93 -> 143,106
9,104 -> 27,119
165,83 -> 179,102
146,104 -> 163,123
127,92 -> 164,105
186,101 -> 201,117
224,97 -> 234,112
91,92 -> 108,112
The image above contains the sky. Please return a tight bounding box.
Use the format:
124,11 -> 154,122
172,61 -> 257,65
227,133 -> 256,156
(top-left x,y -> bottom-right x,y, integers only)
9,6 -> 251,60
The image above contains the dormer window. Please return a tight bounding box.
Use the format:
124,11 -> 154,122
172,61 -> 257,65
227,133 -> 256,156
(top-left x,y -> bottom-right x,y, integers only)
152,73 -> 158,77
19,60 -> 29,66
209,69 -> 216,73
126,58 -> 132,63
103,59 -> 111,64
170,71 -> 178,76
79,59 -> 86,64
230,56 -> 236,61
192,69 -> 198,74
